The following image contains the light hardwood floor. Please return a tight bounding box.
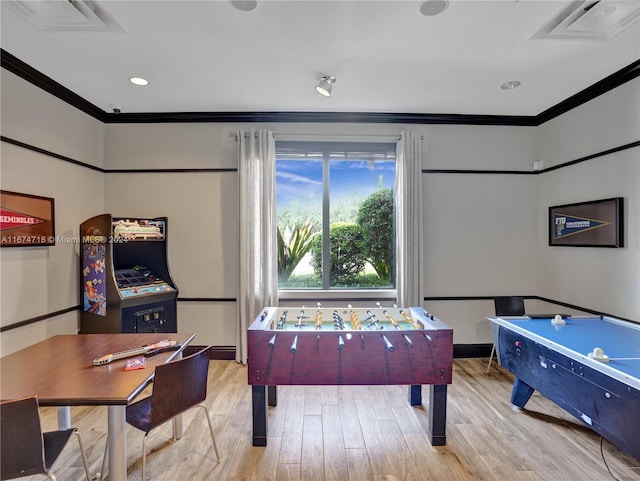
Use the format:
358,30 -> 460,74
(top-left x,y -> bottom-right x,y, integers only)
28,358 -> 640,481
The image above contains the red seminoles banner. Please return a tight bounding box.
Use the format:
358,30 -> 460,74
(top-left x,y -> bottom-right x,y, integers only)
0,191 -> 55,246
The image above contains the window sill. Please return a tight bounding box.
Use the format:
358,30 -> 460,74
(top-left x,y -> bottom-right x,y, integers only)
278,289 -> 397,303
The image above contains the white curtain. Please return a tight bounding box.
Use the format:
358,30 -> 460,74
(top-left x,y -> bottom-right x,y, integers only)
396,131 -> 423,307
237,129 -> 277,364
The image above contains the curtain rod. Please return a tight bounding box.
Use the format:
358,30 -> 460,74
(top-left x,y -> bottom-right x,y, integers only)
275,133 -> 402,142
229,133 -> 424,142
228,132 -> 258,140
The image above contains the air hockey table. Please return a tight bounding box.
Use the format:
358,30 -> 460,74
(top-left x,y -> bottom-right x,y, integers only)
489,315 -> 640,460
248,306 -> 453,447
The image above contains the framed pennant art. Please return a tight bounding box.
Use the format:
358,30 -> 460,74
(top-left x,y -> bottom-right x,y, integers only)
549,197 -> 623,248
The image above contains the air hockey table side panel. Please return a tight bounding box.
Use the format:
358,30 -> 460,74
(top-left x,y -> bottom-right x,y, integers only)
496,323 -> 640,461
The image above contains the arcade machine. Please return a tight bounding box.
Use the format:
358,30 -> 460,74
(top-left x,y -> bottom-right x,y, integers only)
80,214 -> 178,334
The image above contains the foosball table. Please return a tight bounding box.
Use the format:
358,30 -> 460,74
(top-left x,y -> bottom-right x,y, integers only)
247,305 -> 454,446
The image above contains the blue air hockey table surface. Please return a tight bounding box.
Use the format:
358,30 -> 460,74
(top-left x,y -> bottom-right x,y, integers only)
489,315 -> 640,460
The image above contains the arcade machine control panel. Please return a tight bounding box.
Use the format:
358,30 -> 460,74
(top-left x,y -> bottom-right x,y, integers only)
116,266 -> 175,298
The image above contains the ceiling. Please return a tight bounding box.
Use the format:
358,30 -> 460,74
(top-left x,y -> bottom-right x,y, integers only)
1,0 -> 639,117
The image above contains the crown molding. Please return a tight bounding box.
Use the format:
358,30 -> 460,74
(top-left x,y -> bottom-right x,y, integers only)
103,110 -> 538,126
536,59 -> 640,124
1,49 -> 106,122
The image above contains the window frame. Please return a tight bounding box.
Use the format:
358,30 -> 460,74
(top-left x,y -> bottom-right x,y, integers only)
275,140 -> 397,299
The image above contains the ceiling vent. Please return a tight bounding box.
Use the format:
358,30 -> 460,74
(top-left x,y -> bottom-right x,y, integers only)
531,0 -> 640,40
6,0 -> 125,32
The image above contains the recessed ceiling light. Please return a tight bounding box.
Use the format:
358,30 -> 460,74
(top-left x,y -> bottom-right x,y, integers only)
500,80 -> 521,90
129,77 -> 149,86
420,0 -> 449,17
230,0 -> 257,12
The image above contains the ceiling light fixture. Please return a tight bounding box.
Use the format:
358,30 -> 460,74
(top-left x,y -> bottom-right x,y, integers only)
420,0 -> 449,17
230,0 -> 258,12
315,76 -> 336,97
129,77 -> 149,86
500,80 -> 521,90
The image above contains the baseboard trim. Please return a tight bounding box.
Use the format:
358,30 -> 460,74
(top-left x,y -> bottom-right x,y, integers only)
454,343 -> 493,358
185,345 -> 236,360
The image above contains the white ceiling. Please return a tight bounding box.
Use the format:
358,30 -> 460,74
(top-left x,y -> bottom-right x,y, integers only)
1,0 -> 639,117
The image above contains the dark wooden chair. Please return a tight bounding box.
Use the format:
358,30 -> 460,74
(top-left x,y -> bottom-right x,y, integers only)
0,396 -> 90,481
487,296 -> 526,372
116,346 -> 219,481
494,296 -> 526,317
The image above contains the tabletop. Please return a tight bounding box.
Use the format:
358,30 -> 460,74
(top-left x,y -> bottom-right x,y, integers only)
490,316 -> 640,387
0,333 -> 196,406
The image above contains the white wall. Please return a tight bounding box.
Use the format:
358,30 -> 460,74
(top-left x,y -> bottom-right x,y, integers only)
422,125 -> 539,343
2,68 -> 638,354
0,71 -> 105,355
537,78 -> 640,320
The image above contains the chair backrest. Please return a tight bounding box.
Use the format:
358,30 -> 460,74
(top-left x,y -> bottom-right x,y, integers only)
149,346 -> 212,429
0,396 -> 47,480
494,296 -> 525,316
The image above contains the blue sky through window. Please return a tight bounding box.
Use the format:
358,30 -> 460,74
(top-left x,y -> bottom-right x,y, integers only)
276,160 -> 395,213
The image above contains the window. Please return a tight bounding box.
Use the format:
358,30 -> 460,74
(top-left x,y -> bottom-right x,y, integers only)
276,141 -> 396,290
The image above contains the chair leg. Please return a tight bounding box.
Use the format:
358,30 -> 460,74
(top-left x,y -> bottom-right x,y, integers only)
73,431 -> 92,481
142,433 -> 149,481
198,404 -> 220,462
129,408 -> 217,481
99,437 -> 109,480
486,344 -> 496,373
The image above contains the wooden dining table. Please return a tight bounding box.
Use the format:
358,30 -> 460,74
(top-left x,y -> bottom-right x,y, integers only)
0,332 -> 196,481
